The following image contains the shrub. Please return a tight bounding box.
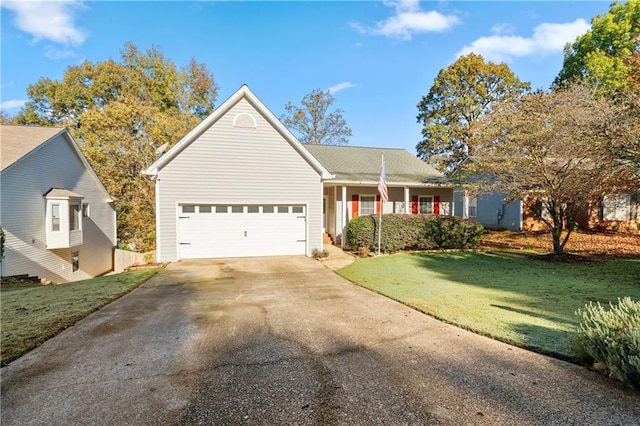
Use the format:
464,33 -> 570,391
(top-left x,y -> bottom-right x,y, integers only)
574,297 -> 640,388
346,214 -> 484,253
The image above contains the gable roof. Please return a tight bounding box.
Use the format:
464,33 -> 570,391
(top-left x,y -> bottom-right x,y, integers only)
1,125 -> 65,170
144,84 -> 333,179
1,124 -> 114,202
305,145 -> 451,186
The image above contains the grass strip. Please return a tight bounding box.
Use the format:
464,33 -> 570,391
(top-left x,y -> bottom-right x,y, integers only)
338,251 -> 640,361
1,268 -> 160,366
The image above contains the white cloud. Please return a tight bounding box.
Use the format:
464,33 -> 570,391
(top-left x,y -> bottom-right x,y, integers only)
2,1 -> 88,46
456,19 -> 590,62
327,82 -> 358,94
351,1 -> 459,40
0,99 -> 27,110
44,46 -> 77,59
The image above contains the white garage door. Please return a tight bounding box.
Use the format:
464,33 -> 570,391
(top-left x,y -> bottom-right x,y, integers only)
178,204 -> 306,259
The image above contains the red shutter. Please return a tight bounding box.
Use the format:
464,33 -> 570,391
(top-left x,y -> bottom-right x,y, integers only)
434,196 -> 440,215
352,194 -> 359,218
411,196 -> 419,214
376,194 -> 381,214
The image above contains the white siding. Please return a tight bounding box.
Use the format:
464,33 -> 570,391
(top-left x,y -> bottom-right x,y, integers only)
155,98 -> 323,262
1,134 -> 116,282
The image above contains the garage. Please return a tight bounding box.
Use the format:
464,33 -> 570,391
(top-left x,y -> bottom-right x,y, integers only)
178,204 -> 306,259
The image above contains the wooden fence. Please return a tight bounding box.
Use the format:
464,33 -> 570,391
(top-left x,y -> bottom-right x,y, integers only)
114,249 -> 155,273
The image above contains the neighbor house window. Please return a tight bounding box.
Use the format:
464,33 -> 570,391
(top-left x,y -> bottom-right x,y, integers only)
82,203 -> 90,217
71,251 -> 79,272
467,197 -> 477,218
359,195 -> 375,215
51,204 -> 61,231
69,202 -> 80,231
602,194 -> 631,221
419,196 -> 433,214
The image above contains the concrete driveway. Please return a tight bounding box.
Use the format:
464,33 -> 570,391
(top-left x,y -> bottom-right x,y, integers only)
2,256 -> 639,425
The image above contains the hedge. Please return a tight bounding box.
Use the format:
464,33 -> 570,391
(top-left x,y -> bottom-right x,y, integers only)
346,214 -> 484,253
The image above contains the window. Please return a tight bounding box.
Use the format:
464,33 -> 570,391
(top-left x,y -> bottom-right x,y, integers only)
359,195 -> 375,215
215,206 -> 228,213
263,206 -> 274,213
232,206 -> 244,213
292,206 -> 304,214
419,196 -> 433,214
71,251 -> 79,272
199,205 -> 212,213
278,206 -> 289,213
51,204 -> 61,231
602,194 -> 631,221
182,205 -> 195,214
69,203 -> 80,231
247,206 -> 259,213
82,203 -> 90,218
467,197 -> 477,218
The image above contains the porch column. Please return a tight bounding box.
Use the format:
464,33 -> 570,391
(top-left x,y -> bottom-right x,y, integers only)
462,191 -> 469,219
404,187 -> 410,214
341,185 -> 348,248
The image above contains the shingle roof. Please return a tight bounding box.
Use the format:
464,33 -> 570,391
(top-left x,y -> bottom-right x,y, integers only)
305,145 -> 450,186
1,125 -> 65,171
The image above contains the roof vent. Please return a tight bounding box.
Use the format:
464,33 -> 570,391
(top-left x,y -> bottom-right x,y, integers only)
233,113 -> 257,128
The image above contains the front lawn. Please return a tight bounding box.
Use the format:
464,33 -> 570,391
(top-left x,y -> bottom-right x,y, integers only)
338,251 -> 640,361
1,268 -> 160,366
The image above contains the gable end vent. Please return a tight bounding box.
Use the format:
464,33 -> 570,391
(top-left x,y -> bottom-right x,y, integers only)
233,113 -> 257,128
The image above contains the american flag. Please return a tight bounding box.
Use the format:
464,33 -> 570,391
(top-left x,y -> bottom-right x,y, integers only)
378,156 -> 388,204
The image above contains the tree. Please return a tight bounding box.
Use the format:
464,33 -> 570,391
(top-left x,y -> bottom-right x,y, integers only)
466,83 -> 635,255
280,89 -> 352,145
416,53 -> 530,173
555,0 -> 640,92
15,42 -> 218,250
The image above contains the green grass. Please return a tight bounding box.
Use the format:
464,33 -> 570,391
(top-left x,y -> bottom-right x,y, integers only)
338,251 -> 640,361
1,268 -> 160,366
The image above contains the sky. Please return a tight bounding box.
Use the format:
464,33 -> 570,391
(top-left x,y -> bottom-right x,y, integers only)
1,0 -> 612,155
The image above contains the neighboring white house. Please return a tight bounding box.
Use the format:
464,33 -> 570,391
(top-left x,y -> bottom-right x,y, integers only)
1,125 -> 117,282
145,85 -> 454,262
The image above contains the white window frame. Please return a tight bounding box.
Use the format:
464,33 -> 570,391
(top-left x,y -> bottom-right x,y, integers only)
602,194 -> 631,221
467,196 -> 477,218
419,196 -> 433,214
359,194 -> 376,216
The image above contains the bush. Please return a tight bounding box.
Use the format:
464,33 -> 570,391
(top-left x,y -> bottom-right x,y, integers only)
574,297 -> 640,388
346,214 -> 484,253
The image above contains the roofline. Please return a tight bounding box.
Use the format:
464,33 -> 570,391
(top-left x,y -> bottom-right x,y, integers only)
143,84 -> 333,180
323,179 -> 454,188
2,128 -> 115,202
1,127 -> 66,174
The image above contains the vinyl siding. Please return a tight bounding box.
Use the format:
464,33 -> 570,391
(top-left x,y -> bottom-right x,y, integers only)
155,98 -> 323,261
1,134 -> 116,282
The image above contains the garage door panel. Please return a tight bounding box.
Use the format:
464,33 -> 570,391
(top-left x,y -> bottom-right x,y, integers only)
178,204 -> 306,259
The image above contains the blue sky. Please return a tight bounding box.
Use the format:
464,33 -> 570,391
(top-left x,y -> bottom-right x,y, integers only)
1,1 -> 610,154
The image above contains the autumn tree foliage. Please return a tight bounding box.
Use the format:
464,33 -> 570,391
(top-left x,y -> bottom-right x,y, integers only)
555,0 -> 640,92
466,84 -> 636,255
15,43 -> 218,250
280,89 -> 352,145
416,53 -> 530,173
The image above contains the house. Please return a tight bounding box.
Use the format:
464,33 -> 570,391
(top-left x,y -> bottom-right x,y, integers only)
305,144 -> 454,246
454,190 -> 639,232
144,85 -> 454,262
1,125 -> 117,282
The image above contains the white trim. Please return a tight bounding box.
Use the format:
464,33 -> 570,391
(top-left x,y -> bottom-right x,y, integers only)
144,85 -> 333,180
359,194 -> 376,216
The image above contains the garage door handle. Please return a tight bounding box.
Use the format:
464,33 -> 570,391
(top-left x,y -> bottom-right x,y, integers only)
297,239 -> 306,242
179,242 -> 191,245
179,216 -> 189,219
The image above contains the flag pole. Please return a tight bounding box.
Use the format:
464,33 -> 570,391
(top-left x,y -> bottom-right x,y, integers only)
377,154 -> 387,256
